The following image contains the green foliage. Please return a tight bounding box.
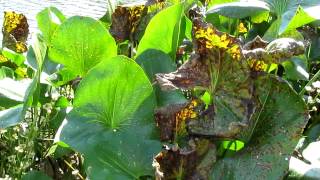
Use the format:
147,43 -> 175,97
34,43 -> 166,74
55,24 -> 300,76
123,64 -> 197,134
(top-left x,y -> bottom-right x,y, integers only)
136,3 -> 185,60
58,56 -> 161,179
36,7 -> 66,44
49,16 -> 117,77
1,1 -> 319,179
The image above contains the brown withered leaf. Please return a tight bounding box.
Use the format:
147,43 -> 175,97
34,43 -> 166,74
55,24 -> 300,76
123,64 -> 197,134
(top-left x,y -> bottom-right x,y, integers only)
156,18 -> 305,139
156,54 -> 210,91
155,99 -> 204,141
243,36 -> 268,50
153,145 -> 198,180
2,11 -> 29,53
153,139 -> 217,180
109,3 -> 146,42
156,18 -> 257,139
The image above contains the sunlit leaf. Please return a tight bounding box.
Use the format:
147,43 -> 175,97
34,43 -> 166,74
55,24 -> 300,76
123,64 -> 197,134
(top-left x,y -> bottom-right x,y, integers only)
49,16 -> 117,77
136,3 -> 184,59
36,7 -> 66,44
58,56 -> 161,179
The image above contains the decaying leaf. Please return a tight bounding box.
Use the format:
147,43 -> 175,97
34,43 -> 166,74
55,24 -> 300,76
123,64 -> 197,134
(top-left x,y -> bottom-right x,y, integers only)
156,18 -> 305,140
243,36 -> 268,50
155,99 -> 204,141
243,38 -> 305,65
153,14 -> 307,180
156,54 -> 210,91
153,139 -> 217,180
109,3 -> 146,42
2,11 -> 29,53
153,145 -> 198,180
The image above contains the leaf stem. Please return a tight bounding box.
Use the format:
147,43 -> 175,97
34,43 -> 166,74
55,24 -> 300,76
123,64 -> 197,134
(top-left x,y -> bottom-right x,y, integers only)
299,69 -> 320,96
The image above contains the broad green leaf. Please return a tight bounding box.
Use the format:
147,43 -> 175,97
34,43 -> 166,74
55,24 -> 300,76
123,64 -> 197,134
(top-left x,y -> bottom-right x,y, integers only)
136,3 -> 184,59
59,56 -> 161,179
263,19 -> 281,41
136,49 -> 187,107
49,16 -> 117,77
207,1 -> 270,19
282,56 -> 309,81
279,6 -> 315,34
36,7 -> 66,44
0,104 -> 24,129
22,171 -> 51,180
263,0 -> 320,35
212,75 -> 308,179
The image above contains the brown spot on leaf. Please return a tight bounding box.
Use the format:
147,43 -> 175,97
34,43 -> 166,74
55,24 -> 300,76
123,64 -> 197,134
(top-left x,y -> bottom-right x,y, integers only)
155,99 -> 204,141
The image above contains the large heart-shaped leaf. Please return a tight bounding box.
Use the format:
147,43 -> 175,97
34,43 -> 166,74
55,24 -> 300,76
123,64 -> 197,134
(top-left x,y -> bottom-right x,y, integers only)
58,56 -> 161,179
212,75 -> 308,179
136,3 -> 184,60
49,16 -> 117,77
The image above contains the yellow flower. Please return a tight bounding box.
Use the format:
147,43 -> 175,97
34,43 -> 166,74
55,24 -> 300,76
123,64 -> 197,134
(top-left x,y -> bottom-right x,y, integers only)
238,22 -> 248,33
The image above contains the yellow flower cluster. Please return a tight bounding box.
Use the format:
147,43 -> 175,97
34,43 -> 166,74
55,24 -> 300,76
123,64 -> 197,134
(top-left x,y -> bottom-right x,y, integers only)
0,54 -> 8,63
4,11 -> 24,33
194,27 -> 241,61
248,59 -> 267,71
128,6 -> 144,33
175,100 -> 199,136
15,41 -> 27,53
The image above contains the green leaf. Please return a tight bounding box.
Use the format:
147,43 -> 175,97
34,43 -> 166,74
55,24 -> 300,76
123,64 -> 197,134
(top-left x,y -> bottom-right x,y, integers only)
0,67 -> 14,79
251,11 -> 269,23
136,3 -> 184,60
49,16 -> 117,77
263,19 -> 281,41
0,36 -> 46,127
0,104 -> 24,129
136,49 -> 187,107
279,6 -> 315,34
264,0 -> 320,35
58,56 -> 161,179
36,7 -> 66,44
282,56 -> 309,80
22,171 -> 51,180
212,75 -> 308,179
2,48 -> 25,66
27,45 -> 60,75
207,1 -> 270,19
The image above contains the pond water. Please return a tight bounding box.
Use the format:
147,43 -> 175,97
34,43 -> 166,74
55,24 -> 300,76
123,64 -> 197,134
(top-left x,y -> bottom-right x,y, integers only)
0,0 -> 142,42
